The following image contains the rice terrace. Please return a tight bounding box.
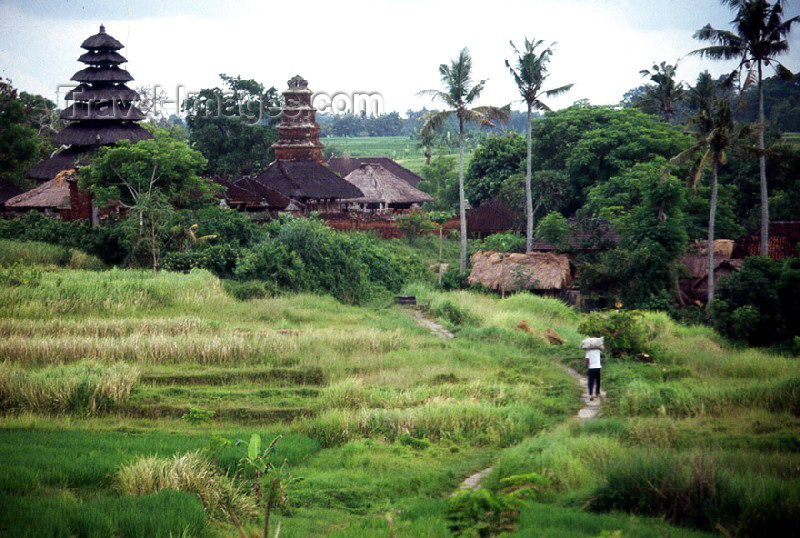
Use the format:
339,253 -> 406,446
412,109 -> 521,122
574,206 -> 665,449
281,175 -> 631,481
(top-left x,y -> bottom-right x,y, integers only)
1,1 -> 800,537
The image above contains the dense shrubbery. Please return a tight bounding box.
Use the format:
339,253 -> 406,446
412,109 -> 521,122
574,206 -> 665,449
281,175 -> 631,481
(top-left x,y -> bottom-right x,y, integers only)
235,217 -> 428,304
713,256 -> 800,347
161,244 -> 240,278
578,309 -> 654,358
0,212 -> 127,265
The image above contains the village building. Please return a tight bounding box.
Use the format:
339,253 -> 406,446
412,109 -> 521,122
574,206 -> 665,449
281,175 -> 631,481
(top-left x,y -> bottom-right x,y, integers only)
466,198 -> 519,238
243,76 -> 362,214
26,25 -> 150,183
9,25 -> 149,221
680,239 -> 743,304
468,250 -> 574,296
327,157 -> 425,188
337,162 -> 433,211
733,221 -> 800,260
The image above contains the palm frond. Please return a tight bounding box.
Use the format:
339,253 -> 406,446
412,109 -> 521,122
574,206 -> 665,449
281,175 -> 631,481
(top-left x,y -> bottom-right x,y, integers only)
420,110 -> 453,137
543,83 -> 574,98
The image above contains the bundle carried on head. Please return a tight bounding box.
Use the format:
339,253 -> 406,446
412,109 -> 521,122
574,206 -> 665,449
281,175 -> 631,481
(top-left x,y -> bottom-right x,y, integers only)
581,337 -> 604,351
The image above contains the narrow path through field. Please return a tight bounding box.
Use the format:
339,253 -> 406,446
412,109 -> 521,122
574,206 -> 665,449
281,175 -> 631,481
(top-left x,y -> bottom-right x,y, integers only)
406,308 -> 604,491
411,308 -> 454,339
455,366 -> 604,492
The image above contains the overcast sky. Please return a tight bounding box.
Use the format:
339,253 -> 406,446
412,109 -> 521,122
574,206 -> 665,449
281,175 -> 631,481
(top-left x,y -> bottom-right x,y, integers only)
2,0 -> 799,116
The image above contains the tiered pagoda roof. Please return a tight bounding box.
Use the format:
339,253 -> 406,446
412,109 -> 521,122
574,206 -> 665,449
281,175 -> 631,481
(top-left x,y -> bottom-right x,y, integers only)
251,76 -> 362,208
28,25 -> 151,181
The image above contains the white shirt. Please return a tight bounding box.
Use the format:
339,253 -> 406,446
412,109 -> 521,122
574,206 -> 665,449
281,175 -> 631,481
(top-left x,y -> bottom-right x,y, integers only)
586,349 -> 602,369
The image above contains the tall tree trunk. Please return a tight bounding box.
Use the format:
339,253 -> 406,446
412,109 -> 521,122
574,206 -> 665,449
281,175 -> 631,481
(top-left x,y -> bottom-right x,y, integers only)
707,159 -> 719,308
758,61 -> 769,257
525,103 -> 533,253
458,115 -> 467,273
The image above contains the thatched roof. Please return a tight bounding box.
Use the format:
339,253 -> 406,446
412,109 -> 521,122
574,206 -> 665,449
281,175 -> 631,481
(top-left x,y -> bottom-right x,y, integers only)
340,164 -> 433,205
27,147 -> 92,181
682,254 -> 743,281
81,25 -> 124,50
53,123 -> 152,146
253,160 -> 363,201
71,67 -> 133,83
65,84 -> 140,102
0,179 -> 23,205
327,157 -> 423,187
469,251 -> 573,291
220,177 -> 290,209
78,51 -> 127,64
60,102 -> 145,121
6,169 -> 76,209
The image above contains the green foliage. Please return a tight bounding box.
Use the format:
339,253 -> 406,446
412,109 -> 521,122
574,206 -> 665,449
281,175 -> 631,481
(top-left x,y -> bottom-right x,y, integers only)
0,262 -> 42,287
440,265 -> 471,290
713,256 -> 800,346
183,74 -> 279,178
236,218 -> 426,304
535,211 -> 570,249
446,488 -> 524,537
0,490 -> 209,538
0,212 -> 127,265
578,309 -> 654,358
465,132 -> 526,206
419,155 -> 460,211
182,406 -> 216,426
397,210 -> 434,243
0,79 -> 47,187
477,232 -> 525,254
221,279 -> 278,301
161,244 -> 239,278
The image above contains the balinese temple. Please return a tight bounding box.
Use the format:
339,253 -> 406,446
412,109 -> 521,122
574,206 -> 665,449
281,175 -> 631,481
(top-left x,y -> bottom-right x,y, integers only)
243,75 -> 362,213
26,24 -> 150,182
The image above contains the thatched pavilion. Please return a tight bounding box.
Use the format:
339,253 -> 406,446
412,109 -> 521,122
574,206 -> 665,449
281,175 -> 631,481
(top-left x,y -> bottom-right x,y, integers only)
26,25 -> 150,182
339,163 -> 433,211
249,76 -> 362,213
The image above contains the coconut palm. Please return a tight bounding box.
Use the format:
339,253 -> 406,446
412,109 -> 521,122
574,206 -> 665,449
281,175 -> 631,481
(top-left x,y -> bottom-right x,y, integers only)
672,72 -> 746,306
419,48 -> 509,272
505,38 -> 573,253
692,0 -> 799,256
638,61 -> 684,123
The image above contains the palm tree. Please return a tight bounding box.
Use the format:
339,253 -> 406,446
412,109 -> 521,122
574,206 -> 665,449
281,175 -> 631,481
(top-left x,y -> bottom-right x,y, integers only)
672,72 -> 743,306
419,48 -> 509,272
505,38 -> 573,253
638,61 -> 684,123
693,0 -> 799,256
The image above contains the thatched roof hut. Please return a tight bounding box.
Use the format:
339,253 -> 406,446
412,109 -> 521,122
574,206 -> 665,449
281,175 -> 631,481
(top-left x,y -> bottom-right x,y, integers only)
216,176 -> 290,212
340,163 -> 432,209
4,169 -> 94,221
679,239 -> 742,303
328,157 -> 424,187
468,251 -> 573,292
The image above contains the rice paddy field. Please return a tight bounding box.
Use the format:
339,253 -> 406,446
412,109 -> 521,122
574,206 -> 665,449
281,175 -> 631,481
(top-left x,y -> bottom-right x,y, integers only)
1,242 -> 798,537
322,136 -> 466,175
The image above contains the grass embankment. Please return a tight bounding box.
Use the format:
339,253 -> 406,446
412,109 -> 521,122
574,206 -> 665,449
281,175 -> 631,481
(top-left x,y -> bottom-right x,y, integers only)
1,247 -> 796,536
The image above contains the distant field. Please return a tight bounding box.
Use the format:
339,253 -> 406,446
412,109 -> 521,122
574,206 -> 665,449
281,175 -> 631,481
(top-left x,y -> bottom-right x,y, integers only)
323,135 -> 465,175
782,131 -> 800,146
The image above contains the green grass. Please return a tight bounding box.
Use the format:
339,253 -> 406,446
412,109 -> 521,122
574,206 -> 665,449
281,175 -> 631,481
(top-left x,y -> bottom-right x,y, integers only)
0,239 -> 104,270
322,135 -> 467,175
1,262 -> 797,536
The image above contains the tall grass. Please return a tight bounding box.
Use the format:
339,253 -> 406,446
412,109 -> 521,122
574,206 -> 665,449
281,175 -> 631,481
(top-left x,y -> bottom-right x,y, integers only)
117,450 -> 257,521
0,361 -> 139,415
0,239 -> 104,269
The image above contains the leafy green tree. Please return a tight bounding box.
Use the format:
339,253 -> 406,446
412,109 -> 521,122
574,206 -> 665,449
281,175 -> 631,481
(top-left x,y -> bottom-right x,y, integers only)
79,130 -> 211,272
418,155 -> 459,212
419,47 -> 509,272
0,80 -> 46,187
693,0 -> 800,255
465,133 -> 526,206
534,211 -> 570,250
638,61 -> 684,123
183,74 -> 279,178
505,38 -> 573,252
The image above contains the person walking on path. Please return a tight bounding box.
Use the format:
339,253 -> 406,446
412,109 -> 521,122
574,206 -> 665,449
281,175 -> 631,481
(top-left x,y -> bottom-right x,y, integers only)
585,346 -> 602,401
